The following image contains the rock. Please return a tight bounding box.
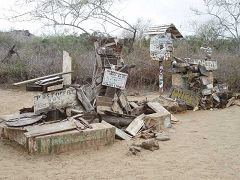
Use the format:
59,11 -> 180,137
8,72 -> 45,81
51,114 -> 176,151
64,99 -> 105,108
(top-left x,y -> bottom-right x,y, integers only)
141,139 -> 159,151
155,133 -> 170,141
129,146 -> 141,155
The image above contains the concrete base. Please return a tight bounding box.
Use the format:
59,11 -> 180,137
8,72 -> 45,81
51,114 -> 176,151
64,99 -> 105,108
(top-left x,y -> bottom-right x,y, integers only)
144,113 -> 171,132
3,128 -> 27,146
27,123 -> 115,154
1,123 -> 115,154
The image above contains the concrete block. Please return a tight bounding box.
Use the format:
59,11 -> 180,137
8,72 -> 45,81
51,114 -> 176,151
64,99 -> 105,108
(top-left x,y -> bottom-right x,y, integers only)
27,123 -> 115,154
144,112 -> 171,132
3,128 -> 27,146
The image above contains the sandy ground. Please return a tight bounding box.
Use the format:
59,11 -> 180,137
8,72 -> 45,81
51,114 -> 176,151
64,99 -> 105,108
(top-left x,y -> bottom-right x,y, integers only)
0,88 -> 240,180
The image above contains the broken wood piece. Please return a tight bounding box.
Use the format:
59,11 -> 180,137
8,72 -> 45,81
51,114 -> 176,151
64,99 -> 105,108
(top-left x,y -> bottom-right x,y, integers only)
118,93 -> 131,113
147,102 -> 170,114
24,120 -> 76,138
171,114 -> 179,123
226,97 -> 236,108
62,51 -> 72,86
102,120 -> 131,140
101,115 -> 133,128
129,102 -> 139,108
77,88 -> 94,112
97,106 -> 112,114
126,114 -> 145,136
112,101 -> 123,114
13,71 -> 73,86
2,113 -> 44,127
77,117 -> 93,129
96,96 -> 113,107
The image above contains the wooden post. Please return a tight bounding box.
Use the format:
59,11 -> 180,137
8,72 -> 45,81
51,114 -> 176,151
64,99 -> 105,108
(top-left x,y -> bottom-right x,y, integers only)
159,62 -> 164,95
63,51 -> 72,86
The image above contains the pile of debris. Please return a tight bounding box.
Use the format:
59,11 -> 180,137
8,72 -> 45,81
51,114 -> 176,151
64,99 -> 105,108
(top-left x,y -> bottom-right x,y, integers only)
0,37 -> 175,154
171,47 -> 236,110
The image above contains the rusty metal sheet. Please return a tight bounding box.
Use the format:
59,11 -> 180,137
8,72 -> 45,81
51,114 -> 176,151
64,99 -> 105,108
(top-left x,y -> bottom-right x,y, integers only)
102,69 -> 128,90
34,88 -> 78,114
170,88 -> 200,107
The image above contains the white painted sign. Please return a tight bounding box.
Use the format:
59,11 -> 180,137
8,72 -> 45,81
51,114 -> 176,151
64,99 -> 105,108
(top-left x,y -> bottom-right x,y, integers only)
185,58 -> 218,71
150,34 -> 173,61
34,88 -> 78,114
102,69 -> 128,90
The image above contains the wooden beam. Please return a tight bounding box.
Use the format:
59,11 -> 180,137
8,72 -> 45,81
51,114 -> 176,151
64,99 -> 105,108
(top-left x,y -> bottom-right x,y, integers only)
13,71 -> 73,86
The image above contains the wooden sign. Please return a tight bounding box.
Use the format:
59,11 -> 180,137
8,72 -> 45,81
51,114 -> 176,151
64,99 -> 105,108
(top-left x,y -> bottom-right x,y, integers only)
185,58 -> 217,71
102,69 -> 128,90
150,34 -> 173,61
170,88 -> 200,107
34,88 -> 78,114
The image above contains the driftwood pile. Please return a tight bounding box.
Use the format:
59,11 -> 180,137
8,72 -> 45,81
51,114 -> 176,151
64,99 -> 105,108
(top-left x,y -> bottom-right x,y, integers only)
171,51 -> 236,110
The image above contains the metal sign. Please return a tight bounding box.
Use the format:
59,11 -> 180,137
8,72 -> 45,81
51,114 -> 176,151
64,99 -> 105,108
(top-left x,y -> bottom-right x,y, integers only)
150,34 -> 173,61
185,58 -> 218,71
170,88 -> 200,107
34,88 -> 78,114
102,69 -> 128,90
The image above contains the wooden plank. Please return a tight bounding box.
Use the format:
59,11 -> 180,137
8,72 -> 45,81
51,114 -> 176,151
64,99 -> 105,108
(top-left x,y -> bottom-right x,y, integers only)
184,58 -> 217,71
170,88 -> 200,108
37,76 -> 62,85
126,114 -> 145,136
77,88 -> 94,112
5,115 -> 43,127
24,120 -> 76,138
147,102 -> 170,114
34,88 -> 78,114
46,83 -> 64,92
102,120 -> 131,140
102,69 -> 128,90
13,71 -> 73,86
96,96 -> 113,107
129,102 -> 139,108
62,51 -> 72,86
112,101 -> 123,114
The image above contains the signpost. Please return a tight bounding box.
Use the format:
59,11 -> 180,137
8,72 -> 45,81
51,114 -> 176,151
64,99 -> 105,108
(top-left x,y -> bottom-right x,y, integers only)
102,69 -> 128,90
34,88 -> 78,114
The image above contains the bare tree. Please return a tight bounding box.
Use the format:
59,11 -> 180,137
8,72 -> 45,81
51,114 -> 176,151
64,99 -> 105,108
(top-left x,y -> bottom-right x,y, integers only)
7,0 -> 136,40
192,0 -> 240,43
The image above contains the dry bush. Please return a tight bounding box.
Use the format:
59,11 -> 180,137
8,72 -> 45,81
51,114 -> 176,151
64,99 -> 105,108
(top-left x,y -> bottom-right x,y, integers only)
124,44 -> 159,91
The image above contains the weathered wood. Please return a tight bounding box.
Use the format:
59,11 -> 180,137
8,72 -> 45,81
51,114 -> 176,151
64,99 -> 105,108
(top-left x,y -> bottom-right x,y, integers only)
112,101 -> 123,114
13,71 -> 73,86
62,51 -> 72,86
105,87 -> 116,98
101,115 -> 133,127
170,88 -> 200,108
102,120 -> 131,140
34,88 -> 78,114
24,120 -> 76,137
102,69 -> 128,90
37,76 -> 62,85
45,83 -> 64,92
129,102 -> 139,108
96,96 -> 113,107
147,102 -> 170,114
2,113 -> 43,127
97,106 -> 112,114
77,88 -> 94,112
126,114 -> 145,136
